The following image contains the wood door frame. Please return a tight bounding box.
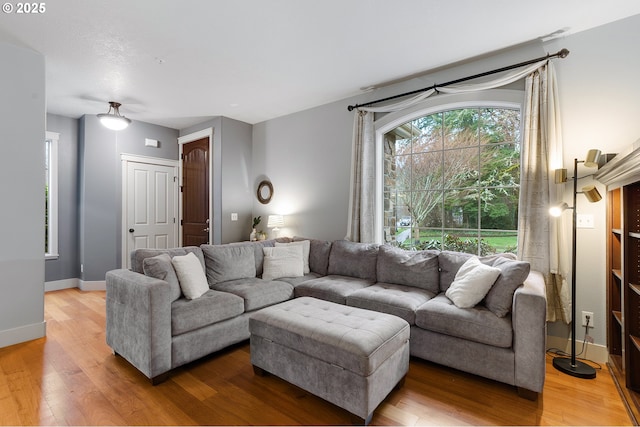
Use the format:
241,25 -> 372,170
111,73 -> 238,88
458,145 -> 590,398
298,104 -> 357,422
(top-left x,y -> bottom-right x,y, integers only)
120,153 -> 180,267
178,128 -> 215,246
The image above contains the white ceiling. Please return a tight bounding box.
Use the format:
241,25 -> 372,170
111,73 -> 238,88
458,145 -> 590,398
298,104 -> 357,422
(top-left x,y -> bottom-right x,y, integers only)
2,0 -> 639,129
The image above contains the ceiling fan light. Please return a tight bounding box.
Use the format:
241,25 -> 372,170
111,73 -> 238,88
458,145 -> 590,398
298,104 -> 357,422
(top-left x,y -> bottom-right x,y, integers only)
97,101 -> 131,130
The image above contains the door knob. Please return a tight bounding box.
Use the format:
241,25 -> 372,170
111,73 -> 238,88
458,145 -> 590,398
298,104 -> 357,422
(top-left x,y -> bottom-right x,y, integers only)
129,228 -> 135,233
203,227 -> 210,232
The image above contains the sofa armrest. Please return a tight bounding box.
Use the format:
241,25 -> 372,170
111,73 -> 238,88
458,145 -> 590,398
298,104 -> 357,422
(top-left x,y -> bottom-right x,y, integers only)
512,270 -> 547,394
106,269 -> 172,381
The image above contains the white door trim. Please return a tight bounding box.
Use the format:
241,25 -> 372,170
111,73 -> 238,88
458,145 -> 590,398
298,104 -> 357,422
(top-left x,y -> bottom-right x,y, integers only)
120,153 -> 179,268
177,128 -> 214,246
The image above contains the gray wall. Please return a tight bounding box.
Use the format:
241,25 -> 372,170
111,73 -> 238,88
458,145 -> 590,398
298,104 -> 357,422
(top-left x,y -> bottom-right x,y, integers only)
252,15 -> 640,349
252,99 -> 357,241
0,41 -> 46,347
79,115 -> 179,282
45,114 -> 80,282
179,116 -> 253,244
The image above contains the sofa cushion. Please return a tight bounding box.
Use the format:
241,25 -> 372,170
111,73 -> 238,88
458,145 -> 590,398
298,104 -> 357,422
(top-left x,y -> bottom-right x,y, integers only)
294,236 -> 332,275
202,244 -> 256,286
438,251 -> 517,292
484,257 -> 530,317
131,246 -> 205,275
415,294 -> 513,348
170,289 -> 245,336
328,240 -> 379,281
346,283 -> 435,325
445,256 -> 501,308
212,278 -> 293,312
276,240 -> 310,274
171,252 -> 210,300
277,272 -> 323,287
376,245 -> 440,293
295,275 -> 374,305
262,246 -> 304,280
142,253 -> 182,302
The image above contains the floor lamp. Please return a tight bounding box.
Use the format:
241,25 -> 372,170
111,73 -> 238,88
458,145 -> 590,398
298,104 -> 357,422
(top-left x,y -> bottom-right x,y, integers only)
549,149 -> 602,379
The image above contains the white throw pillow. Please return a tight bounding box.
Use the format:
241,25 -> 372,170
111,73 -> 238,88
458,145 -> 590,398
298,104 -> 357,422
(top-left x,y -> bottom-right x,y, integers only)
171,252 -> 209,300
275,240 -> 310,274
445,256 -> 501,308
262,245 -> 304,280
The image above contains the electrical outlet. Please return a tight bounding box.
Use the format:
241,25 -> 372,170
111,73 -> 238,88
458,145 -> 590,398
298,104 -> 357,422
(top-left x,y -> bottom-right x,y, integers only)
581,311 -> 594,327
231,213 -> 238,221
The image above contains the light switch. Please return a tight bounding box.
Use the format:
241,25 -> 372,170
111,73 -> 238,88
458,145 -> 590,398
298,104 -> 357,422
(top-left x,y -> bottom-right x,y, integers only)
231,213 -> 238,221
577,214 -> 594,229
145,138 -> 159,147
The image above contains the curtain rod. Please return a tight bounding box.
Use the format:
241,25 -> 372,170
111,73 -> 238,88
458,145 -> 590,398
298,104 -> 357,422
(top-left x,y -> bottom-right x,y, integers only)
347,48 -> 570,111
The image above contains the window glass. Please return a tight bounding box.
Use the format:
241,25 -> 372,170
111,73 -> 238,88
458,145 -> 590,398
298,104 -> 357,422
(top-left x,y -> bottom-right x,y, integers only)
383,107 -> 520,255
45,132 -> 59,258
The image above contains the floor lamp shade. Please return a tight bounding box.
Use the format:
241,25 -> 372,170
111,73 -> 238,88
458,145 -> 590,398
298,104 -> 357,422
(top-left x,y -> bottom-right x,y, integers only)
582,185 -> 602,203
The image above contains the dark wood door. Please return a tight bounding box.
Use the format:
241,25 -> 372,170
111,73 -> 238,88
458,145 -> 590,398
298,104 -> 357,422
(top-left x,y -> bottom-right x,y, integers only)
182,137 -> 210,246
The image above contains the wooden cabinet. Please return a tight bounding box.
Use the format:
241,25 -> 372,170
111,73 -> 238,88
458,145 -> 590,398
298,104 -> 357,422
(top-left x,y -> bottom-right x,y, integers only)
597,145 -> 640,425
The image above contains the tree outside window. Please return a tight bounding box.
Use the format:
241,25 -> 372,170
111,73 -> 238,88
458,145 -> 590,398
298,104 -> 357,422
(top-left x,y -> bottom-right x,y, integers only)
383,107 -> 520,255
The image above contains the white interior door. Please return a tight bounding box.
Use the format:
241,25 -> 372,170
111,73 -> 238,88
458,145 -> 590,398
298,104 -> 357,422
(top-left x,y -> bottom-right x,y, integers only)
123,157 -> 178,268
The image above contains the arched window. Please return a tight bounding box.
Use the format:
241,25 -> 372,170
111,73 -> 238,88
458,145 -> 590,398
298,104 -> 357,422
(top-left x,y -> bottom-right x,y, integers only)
381,104 -> 521,256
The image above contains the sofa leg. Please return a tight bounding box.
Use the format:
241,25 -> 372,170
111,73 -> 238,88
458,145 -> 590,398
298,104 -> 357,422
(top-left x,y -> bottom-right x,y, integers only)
517,387 -> 539,401
253,365 -> 267,376
150,372 -> 171,386
394,375 -> 406,390
351,412 -> 373,426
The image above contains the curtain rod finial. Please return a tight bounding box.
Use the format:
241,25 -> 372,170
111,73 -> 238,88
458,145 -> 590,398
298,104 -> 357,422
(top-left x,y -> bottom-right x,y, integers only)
559,48 -> 570,58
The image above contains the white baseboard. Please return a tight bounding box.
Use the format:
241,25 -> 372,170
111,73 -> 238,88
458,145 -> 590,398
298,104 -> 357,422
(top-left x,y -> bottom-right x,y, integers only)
79,280 -> 106,291
546,334 -> 608,364
0,321 -> 46,349
44,278 -> 106,291
45,278 -> 79,292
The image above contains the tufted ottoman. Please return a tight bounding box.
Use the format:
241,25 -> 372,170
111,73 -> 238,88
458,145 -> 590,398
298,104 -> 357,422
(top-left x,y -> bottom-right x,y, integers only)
249,297 -> 410,424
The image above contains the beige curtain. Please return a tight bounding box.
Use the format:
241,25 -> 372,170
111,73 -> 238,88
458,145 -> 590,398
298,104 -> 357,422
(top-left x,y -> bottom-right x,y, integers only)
518,63 -> 570,323
346,110 -> 376,242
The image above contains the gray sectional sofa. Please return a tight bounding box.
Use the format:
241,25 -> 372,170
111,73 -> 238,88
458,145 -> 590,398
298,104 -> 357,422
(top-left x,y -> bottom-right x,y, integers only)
105,237 -> 546,398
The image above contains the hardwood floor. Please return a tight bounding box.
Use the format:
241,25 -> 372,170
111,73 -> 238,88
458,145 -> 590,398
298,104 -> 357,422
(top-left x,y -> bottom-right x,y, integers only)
0,288 -> 632,425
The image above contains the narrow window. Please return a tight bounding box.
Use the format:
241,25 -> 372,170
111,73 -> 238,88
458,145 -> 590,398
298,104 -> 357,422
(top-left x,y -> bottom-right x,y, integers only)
45,131 -> 59,259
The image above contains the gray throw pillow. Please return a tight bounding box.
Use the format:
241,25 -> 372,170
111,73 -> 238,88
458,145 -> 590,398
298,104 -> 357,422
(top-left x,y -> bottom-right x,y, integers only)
202,244 -> 256,285
327,240 -> 379,281
132,246 -> 205,274
376,245 -> 440,293
142,253 -> 182,302
294,236 -> 332,275
483,257 -> 531,317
